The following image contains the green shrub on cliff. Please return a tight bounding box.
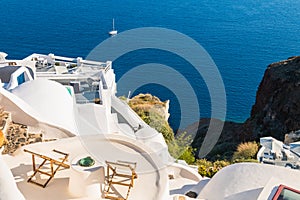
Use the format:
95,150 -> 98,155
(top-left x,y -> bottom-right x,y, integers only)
178,146 -> 196,164
144,111 -> 174,143
168,132 -> 195,164
128,94 -> 174,144
126,94 -> 197,164
196,159 -> 230,178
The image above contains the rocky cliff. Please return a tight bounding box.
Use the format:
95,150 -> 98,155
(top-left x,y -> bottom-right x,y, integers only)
242,56 -> 300,141
189,56 -> 300,159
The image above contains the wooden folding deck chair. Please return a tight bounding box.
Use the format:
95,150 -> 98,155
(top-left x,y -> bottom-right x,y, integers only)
104,160 -> 138,200
24,149 -> 70,188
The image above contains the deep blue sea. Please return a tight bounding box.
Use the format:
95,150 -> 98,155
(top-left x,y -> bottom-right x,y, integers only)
1,0 -> 300,130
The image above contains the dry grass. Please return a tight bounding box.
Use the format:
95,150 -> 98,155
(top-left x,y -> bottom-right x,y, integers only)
233,141 -> 259,160
129,93 -> 166,107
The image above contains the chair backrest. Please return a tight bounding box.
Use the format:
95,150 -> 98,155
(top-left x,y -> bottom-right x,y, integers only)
24,149 -> 70,188
106,160 -> 136,174
105,160 -> 137,200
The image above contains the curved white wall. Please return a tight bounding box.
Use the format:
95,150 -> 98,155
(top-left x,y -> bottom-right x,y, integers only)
168,163 -> 202,182
0,87 -> 40,126
0,88 -> 73,138
11,79 -> 78,135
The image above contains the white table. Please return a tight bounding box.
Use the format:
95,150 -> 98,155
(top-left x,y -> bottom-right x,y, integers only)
68,154 -> 104,198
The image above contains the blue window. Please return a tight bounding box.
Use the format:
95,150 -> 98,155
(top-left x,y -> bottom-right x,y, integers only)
17,73 -> 25,85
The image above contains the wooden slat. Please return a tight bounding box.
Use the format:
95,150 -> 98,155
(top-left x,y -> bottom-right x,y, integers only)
104,195 -> 124,200
110,181 -> 132,187
115,173 -> 136,179
53,149 -> 69,156
35,169 -> 52,177
28,180 -> 45,188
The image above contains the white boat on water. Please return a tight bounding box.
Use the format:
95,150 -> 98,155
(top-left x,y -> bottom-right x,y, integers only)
109,18 -> 117,36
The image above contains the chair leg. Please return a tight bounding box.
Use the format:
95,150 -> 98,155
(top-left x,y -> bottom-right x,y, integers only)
125,186 -> 132,200
28,159 -> 47,183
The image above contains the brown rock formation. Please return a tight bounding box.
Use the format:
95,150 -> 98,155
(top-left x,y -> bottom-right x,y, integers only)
242,56 -> 300,141
189,56 -> 300,159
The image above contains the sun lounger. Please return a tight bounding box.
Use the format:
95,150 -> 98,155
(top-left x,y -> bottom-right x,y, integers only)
24,149 -> 70,188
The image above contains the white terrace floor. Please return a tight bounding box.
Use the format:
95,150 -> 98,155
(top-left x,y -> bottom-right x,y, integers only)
3,134 -> 169,200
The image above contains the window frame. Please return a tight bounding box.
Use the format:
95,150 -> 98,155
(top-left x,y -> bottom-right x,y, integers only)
272,184 -> 300,200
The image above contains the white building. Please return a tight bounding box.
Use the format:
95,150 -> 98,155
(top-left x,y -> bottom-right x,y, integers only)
1,53 -> 300,200
290,141 -> 300,156
0,52 -> 201,200
0,52 -> 169,161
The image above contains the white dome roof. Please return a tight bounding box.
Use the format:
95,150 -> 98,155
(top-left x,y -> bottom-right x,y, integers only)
11,79 -> 78,135
198,163 -> 300,200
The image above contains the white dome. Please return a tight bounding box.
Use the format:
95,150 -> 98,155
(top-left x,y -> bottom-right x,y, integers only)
11,79 -> 78,135
198,163 -> 300,200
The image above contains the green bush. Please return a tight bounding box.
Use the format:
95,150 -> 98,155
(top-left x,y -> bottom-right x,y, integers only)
127,94 -> 174,144
196,159 -> 213,168
141,111 -> 174,144
213,160 -> 230,169
178,146 -> 196,164
197,165 -> 218,178
168,132 -> 195,164
196,159 -> 230,178
128,94 -> 197,163
198,165 -> 209,177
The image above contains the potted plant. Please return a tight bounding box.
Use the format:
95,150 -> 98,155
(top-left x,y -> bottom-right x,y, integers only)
78,156 -> 95,167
